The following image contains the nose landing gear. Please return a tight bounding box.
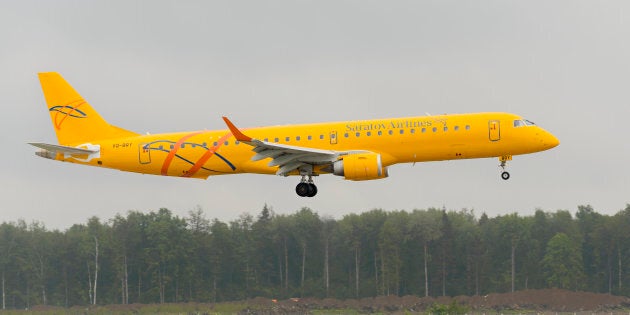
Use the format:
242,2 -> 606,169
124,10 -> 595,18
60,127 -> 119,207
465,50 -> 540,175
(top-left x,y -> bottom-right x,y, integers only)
296,175 -> 317,197
499,155 -> 512,180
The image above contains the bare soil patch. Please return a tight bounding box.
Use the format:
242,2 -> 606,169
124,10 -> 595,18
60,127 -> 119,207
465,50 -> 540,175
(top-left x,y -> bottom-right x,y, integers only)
21,289 -> 630,314
239,289 -> 630,314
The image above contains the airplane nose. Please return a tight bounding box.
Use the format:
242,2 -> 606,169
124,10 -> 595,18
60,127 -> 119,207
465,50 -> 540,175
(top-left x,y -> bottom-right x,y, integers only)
545,132 -> 560,149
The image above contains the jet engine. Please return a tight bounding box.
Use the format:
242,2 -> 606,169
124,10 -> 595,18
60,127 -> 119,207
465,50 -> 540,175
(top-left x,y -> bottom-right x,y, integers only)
333,153 -> 388,181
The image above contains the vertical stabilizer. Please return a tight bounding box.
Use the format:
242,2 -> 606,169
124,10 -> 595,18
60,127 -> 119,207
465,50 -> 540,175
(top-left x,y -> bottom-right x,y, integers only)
38,72 -> 138,145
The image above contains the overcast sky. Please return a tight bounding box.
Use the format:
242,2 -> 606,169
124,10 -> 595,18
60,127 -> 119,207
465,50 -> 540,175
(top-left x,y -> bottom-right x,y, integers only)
1,1 -> 628,230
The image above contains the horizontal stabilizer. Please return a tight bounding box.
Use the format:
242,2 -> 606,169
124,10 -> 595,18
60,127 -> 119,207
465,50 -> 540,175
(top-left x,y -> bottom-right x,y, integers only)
29,142 -> 99,155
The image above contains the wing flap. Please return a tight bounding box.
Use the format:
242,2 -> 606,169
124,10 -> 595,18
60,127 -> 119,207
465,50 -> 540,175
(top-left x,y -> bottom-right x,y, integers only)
269,153 -> 312,167
252,149 -> 285,162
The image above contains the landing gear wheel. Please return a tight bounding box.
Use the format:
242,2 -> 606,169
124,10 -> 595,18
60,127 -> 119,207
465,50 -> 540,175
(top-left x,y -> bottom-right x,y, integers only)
296,183 -> 318,197
306,183 -> 317,197
296,173 -> 318,197
296,182 -> 310,197
498,155 -> 512,181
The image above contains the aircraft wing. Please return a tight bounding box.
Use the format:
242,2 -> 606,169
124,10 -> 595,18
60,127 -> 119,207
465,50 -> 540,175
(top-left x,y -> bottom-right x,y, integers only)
223,117 -> 357,176
29,142 -> 99,155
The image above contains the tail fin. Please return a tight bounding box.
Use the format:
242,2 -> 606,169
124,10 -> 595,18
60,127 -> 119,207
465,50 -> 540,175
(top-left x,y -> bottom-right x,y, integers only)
38,72 -> 138,145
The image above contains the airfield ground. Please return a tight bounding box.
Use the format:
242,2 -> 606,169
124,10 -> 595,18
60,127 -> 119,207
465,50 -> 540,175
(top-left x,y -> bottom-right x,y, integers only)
12,288 -> 630,314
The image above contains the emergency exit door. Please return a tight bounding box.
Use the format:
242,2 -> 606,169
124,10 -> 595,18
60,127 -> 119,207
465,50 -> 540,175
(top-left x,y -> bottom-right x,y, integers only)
489,120 -> 500,141
139,143 -> 151,164
330,131 -> 338,144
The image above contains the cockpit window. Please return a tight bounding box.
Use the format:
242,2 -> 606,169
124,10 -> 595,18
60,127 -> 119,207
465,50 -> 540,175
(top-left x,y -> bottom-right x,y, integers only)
514,119 -> 536,127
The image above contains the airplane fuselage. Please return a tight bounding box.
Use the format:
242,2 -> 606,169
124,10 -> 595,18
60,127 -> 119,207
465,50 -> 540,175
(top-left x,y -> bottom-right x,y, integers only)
49,112 -> 557,179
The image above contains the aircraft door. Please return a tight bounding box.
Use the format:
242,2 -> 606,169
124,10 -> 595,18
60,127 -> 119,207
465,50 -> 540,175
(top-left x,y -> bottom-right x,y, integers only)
139,143 -> 151,164
330,131 -> 338,145
489,120 -> 500,141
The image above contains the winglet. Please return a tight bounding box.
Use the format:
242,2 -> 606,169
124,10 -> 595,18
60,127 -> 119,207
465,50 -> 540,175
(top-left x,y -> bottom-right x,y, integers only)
222,117 -> 252,142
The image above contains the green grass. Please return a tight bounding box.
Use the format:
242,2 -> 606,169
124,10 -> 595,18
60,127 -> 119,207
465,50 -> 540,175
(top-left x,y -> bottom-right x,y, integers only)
0,302 -> 255,315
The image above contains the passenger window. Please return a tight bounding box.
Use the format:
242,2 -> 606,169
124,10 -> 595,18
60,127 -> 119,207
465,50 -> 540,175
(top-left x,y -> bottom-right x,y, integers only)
344,133 -> 349,138
378,131 -> 382,136
356,132 -> 360,137
422,128 -> 426,133
224,141 -> 229,145
170,145 -> 174,149
296,136 -> 301,141
264,138 -> 268,142
367,131 -> 371,136
274,138 -> 279,142
202,142 -> 207,147
285,137 -> 290,142
181,144 -> 186,148
320,135 -> 324,140
388,130 -> 393,135
399,129 -> 404,134
235,141 -> 239,145
465,125 -> 471,130
443,127 -> 448,132
454,126 -> 459,131
432,127 -> 437,132
308,135 -> 312,140
213,142 -> 218,146
410,129 -> 415,134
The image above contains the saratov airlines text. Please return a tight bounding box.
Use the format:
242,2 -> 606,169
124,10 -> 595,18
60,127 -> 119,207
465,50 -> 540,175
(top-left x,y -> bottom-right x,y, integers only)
346,119 -> 436,131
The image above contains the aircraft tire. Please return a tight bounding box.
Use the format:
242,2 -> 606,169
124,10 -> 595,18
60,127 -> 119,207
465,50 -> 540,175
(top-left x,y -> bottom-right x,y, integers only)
501,171 -> 510,180
296,182 -> 310,197
307,184 -> 318,197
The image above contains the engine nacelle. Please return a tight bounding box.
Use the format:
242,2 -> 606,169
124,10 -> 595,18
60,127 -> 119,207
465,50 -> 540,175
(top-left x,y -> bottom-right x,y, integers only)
333,153 -> 389,181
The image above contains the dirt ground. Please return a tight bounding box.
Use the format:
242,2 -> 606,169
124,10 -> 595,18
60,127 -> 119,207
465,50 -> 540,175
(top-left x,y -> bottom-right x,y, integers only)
241,289 -> 630,314
19,289 -> 630,314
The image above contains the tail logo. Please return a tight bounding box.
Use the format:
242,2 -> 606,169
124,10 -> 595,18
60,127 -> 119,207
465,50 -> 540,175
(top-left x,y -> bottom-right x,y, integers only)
49,101 -> 88,130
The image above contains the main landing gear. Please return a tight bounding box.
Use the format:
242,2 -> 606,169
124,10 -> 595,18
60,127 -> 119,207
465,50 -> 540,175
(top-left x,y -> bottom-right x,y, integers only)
499,155 -> 512,180
296,175 -> 318,197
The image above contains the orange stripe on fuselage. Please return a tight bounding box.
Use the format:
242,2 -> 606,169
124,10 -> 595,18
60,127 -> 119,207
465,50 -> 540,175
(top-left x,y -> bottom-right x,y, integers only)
161,131 -> 206,176
182,132 -> 233,178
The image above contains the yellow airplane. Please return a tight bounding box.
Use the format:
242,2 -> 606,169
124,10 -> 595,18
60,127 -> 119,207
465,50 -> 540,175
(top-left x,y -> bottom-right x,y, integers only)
30,72 -> 559,197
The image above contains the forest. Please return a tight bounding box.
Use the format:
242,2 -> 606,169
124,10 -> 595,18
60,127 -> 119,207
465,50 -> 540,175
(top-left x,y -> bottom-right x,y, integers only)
0,204 -> 629,309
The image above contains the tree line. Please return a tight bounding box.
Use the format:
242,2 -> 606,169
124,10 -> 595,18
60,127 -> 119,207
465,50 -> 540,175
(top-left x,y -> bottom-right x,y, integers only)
0,204 -> 629,309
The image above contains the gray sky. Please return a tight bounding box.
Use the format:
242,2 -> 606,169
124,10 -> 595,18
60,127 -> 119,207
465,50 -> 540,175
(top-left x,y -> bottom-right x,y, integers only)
1,1 -> 628,229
